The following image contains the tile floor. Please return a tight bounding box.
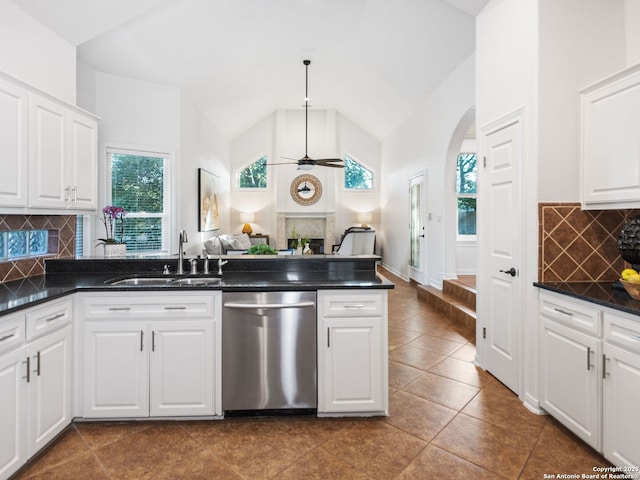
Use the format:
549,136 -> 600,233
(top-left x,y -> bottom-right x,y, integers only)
13,269 -> 611,480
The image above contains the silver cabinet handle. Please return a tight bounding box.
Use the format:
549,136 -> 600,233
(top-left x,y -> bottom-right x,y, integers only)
327,327 -> 330,348
603,355 -> 610,379
72,186 -> 77,203
46,312 -> 65,323
553,308 -> 574,316
64,186 -> 70,203
108,306 -> 131,311
223,302 -> 315,309
343,304 -> 366,309
164,306 -> 187,310
35,351 -> 41,376
23,357 -> 30,383
586,347 -> 594,371
152,331 -> 156,352
140,330 -> 144,352
0,333 -> 15,342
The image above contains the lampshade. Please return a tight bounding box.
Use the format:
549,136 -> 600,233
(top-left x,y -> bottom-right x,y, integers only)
240,212 -> 255,234
356,212 -> 373,228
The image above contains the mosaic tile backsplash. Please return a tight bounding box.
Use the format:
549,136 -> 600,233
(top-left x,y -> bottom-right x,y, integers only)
0,215 -> 75,283
539,203 -> 640,282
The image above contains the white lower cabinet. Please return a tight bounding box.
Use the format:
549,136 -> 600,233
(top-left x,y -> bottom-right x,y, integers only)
540,290 -> 640,469
79,292 -> 219,419
0,299 -> 72,480
540,318 -> 601,450
602,312 -> 640,468
317,290 -> 388,415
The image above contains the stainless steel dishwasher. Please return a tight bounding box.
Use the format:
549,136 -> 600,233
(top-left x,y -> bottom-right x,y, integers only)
222,291 -> 317,413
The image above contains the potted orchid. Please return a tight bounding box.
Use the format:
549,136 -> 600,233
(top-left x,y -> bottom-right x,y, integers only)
97,205 -> 127,257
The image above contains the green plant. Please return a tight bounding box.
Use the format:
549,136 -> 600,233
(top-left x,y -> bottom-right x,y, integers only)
247,244 -> 277,255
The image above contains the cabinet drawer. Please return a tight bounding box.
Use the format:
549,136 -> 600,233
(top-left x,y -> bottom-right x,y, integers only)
79,293 -> 215,320
539,292 -> 601,336
26,298 -> 72,340
604,311 -> 640,355
0,312 -> 26,354
319,291 -> 384,317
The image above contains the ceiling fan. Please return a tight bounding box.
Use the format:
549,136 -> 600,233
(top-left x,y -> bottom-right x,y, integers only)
269,60 -> 344,170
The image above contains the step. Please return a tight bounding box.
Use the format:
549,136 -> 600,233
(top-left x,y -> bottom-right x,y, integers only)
417,284 -> 476,332
442,279 -> 476,309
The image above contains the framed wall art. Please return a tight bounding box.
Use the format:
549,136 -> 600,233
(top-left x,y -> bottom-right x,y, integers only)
198,168 -> 220,231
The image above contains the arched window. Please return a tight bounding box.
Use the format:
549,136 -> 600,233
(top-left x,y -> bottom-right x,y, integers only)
344,156 -> 373,190
237,156 -> 267,189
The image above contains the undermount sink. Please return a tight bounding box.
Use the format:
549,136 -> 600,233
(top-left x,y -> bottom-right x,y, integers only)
105,275 -> 221,287
107,277 -> 175,286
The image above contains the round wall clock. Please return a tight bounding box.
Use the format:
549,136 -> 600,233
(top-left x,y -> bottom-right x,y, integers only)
290,174 -> 322,206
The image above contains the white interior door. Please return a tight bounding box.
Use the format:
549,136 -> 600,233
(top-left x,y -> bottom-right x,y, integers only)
409,172 -> 427,284
482,118 -> 521,394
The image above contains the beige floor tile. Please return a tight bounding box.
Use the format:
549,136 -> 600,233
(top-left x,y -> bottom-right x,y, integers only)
432,413 -> 534,479
388,326 -> 423,349
75,420 -> 152,450
389,344 -> 447,370
15,452 -> 109,480
404,371 -> 480,410
450,343 -> 477,362
152,448 -> 242,480
389,360 -> 424,389
520,419 -> 612,480
15,427 -> 91,478
397,444 -> 505,480
407,334 -> 466,355
93,422 -> 202,480
322,420 -> 427,480
429,356 -> 493,387
385,390 -> 457,441
462,386 -> 548,438
274,447 -> 370,480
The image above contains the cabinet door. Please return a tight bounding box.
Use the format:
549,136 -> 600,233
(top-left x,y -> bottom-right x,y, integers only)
603,344 -> 640,468
319,317 -> 383,413
29,94 -> 67,209
0,78 -> 28,207
581,65 -> 640,209
83,322 -> 149,418
149,321 -> 213,417
540,319 -> 601,450
27,326 -> 71,457
0,346 -> 27,480
67,111 -> 97,210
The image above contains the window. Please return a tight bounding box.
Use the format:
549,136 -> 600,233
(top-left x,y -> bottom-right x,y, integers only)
0,230 -> 49,260
456,153 -> 477,237
238,156 -> 267,189
344,156 -> 373,190
107,148 -> 171,254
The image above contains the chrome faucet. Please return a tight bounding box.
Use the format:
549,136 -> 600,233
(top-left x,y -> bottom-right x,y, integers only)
177,229 -> 188,274
218,256 -> 228,276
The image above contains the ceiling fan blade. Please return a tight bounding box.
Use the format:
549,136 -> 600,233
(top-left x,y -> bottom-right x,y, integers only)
314,158 -> 344,164
319,162 -> 345,168
266,161 -> 298,166
280,156 -> 300,161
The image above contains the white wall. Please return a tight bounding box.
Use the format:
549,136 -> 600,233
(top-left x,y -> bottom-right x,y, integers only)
93,72 -> 231,254
537,0 -> 626,202
626,0 -> 640,66
180,94 -> 231,254
380,55 -> 475,284
0,0 -> 75,103
229,109 -> 381,247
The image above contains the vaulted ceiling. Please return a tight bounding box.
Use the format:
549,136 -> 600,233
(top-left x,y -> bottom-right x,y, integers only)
11,0 -> 487,140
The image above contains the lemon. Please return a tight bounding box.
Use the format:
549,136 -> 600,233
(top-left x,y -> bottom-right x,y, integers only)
627,273 -> 640,284
621,268 -> 638,280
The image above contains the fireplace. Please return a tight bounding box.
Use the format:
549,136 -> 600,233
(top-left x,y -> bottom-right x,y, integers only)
287,238 -> 325,254
277,213 -> 336,253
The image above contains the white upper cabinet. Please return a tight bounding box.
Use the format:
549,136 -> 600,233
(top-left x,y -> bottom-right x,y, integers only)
581,64 -> 640,209
0,78 -> 29,207
0,72 -> 98,212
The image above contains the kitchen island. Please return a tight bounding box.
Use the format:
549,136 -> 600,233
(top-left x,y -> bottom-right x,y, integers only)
0,255 -> 393,479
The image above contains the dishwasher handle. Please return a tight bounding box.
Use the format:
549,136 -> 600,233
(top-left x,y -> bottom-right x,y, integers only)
223,301 -> 315,309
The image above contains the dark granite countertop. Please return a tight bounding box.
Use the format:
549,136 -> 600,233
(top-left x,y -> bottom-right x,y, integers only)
0,256 -> 394,317
534,281 -> 640,317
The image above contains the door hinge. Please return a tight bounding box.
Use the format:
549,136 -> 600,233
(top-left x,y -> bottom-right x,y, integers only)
482,327 -> 486,339
483,156 -> 487,168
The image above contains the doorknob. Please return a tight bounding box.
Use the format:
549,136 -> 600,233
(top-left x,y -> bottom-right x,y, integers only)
499,267 -> 517,277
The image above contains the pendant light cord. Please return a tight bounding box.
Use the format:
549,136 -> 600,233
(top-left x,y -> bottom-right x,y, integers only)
304,59 -> 310,158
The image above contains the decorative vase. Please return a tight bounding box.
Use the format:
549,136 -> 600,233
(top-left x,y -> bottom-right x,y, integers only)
104,243 -> 127,257
303,243 -> 312,255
